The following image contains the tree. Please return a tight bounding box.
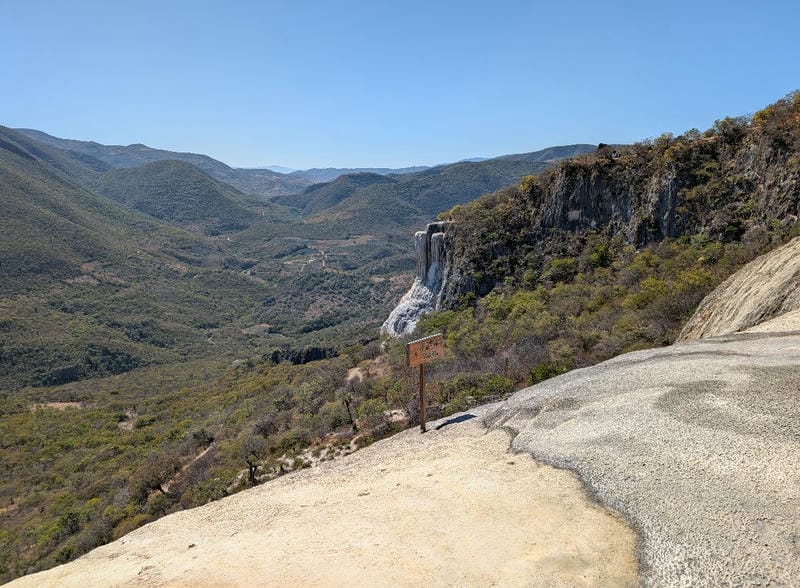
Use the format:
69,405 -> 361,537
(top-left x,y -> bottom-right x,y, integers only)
337,387 -> 358,432
131,454 -> 180,504
253,414 -> 277,438
240,437 -> 266,486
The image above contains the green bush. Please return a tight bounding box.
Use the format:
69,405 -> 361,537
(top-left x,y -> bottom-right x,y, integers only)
542,257 -> 577,283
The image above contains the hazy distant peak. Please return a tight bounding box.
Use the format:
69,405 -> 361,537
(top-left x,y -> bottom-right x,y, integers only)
262,165 -> 299,174
290,165 -> 430,183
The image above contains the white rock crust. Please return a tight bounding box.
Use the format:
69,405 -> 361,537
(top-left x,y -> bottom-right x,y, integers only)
487,332 -> 800,587
381,222 -> 451,337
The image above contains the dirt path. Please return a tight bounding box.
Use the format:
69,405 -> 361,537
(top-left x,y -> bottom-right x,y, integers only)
162,444 -> 215,494
10,409 -> 637,587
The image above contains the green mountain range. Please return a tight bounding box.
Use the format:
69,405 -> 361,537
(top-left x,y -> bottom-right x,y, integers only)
14,128 -> 311,198
90,160 -> 289,235
1,125 -> 589,390
0,126 -> 283,388
1,127 -> 161,287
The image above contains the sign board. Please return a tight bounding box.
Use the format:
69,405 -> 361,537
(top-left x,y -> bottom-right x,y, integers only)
407,333 -> 444,367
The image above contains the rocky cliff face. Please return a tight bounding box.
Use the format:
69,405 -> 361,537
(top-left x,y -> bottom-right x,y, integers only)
386,94 -> 800,333
440,96 -> 800,309
381,222 -> 453,337
529,145 -> 797,248
537,162 -> 682,243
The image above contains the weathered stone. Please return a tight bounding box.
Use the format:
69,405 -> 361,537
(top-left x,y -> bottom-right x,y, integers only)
679,236 -> 800,340
381,222 -> 453,337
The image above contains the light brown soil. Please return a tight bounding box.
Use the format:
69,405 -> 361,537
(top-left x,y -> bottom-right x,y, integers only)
29,402 -> 82,412
10,414 -> 638,587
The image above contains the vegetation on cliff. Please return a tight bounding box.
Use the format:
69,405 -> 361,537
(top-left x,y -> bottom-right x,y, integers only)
385,92 -> 800,410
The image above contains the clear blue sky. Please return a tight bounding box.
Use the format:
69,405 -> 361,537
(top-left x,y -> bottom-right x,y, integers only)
2,0 -> 798,169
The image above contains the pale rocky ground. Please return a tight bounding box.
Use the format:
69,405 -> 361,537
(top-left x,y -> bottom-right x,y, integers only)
490,332 -> 800,586
679,236 -> 800,340
9,407 -> 638,588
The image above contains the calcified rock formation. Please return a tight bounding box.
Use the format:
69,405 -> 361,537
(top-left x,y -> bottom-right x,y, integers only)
381,222 -> 452,337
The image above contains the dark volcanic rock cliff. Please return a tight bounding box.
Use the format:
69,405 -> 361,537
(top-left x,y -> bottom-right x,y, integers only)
439,95 -> 800,308
538,162 -> 681,242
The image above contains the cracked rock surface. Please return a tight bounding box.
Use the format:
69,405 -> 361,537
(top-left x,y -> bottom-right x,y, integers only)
487,332 -> 800,587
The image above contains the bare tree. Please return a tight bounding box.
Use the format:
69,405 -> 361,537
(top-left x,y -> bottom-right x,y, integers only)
241,437 -> 266,486
132,453 -> 180,503
338,387 -> 358,432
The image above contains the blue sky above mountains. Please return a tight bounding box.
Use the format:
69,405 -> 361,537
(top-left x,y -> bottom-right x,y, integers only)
3,0 -> 798,168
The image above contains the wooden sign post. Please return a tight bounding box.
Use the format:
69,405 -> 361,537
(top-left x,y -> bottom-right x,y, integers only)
407,333 -> 444,432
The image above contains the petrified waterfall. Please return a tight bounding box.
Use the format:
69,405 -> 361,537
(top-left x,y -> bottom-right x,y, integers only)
381,221 -> 452,337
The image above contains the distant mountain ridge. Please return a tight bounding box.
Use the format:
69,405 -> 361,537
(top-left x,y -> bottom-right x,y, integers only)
290,165 -> 430,183
15,128 -> 232,175
274,144 -> 597,229
261,165 -> 299,174
15,129 -> 595,201
14,128 -> 311,198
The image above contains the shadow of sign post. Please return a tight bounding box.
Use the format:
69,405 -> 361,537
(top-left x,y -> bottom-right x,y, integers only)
407,333 -> 444,433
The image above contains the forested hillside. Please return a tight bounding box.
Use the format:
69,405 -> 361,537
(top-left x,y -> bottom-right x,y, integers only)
90,160 -> 286,235
0,126 -> 288,390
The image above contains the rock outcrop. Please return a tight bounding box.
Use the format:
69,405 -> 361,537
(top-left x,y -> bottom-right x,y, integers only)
438,97 -> 800,307
381,221 -> 452,337
679,236 -> 800,339
537,161 -> 682,244
487,331 -> 800,586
